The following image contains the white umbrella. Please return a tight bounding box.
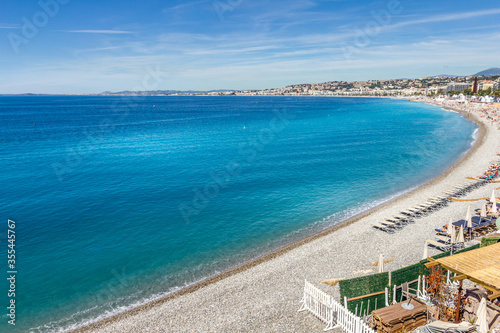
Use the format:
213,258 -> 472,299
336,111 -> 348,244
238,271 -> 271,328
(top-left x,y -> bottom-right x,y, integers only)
422,242 -> 428,260
378,254 -> 384,273
450,226 -> 456,244
458,226 -> 465,243
480,203 -> 487,222
447,217 -> 453,235
490,189 -> 496,203
465,205 -> 472,226
492,201 -> 498,215
476,297 -> 489,333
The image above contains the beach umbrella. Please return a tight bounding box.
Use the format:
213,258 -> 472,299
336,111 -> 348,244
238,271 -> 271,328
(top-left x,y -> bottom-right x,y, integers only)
378,254 -> 384,273
476,297 -> 489,333
422,242 -> 428,260
490,189 -> 496,203
449,225 -> 456,255
447,217 -> 453,235
465,205 -> 472,226
480,203 -> 487,222
458,226 -> 465,243
492,201 -> 498,216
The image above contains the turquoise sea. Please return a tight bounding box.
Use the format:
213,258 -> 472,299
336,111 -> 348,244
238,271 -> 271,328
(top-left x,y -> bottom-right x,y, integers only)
0,96 -> 476,332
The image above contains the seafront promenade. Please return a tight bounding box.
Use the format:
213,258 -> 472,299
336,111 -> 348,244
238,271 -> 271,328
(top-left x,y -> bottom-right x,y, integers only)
80,99 -> 500,333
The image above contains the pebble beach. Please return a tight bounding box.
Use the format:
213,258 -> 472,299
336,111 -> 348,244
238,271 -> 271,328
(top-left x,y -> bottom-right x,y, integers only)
77,98 -> 500,333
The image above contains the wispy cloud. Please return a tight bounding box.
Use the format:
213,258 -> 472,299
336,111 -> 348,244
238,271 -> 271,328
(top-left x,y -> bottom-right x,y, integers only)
389,8 -> 500,29
162,0 -> 209,14
0,24 -> 19,29
58,30 -> 134,34
186,45 -> 279,55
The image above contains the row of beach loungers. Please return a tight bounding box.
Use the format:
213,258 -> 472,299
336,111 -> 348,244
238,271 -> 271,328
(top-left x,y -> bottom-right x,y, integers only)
426,213 -> 498,251
372,180 -> 485,234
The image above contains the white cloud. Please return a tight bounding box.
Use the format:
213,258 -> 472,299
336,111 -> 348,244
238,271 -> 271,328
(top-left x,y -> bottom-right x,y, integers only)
58,30 -> 134,34
387,8 -> 500,30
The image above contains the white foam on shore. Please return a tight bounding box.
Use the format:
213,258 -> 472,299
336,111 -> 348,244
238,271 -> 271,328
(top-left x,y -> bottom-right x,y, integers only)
29,281 -> 205,333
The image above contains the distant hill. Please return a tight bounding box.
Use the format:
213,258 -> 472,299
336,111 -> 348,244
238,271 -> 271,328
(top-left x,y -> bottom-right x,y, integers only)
426,67 -> 500,79
426,74 -> 460,78
472,67 -> 500,76
100,89 -> 231,95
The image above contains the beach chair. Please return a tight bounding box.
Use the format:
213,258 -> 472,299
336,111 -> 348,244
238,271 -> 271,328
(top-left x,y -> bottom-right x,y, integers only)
421,201 -> 439,210
432,195 -> 449,201
429,196 -> 450,205
411,205 -> 430,216
426,239 -> 451,252
409,207 -> 427,217
400,209 -> 418,218
443,190 -> 457,197
372,223 -> 395,233
436,235 -> 451,244
393,214 -> 413,224
427,198 -> 446,207
380,219 -> 404,229
451,185 -> 468,196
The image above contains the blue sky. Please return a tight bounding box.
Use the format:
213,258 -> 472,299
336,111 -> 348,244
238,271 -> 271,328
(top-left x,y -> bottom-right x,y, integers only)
1,0 -> 499,94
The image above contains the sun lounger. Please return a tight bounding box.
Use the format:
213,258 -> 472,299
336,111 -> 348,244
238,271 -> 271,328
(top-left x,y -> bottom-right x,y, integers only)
372,223 -> 395,233
426,239 -> 451,251
392,214 -> 413,223
380,219 -> 404,229
405,209 -> 424,218
411,206 -> 430,215
420,202 -> 438,210
443,190 -> 458,197
436,235 -> 451,243
400,209 -> 418,218
431,195 -> 449,200
385,217 -> 407,226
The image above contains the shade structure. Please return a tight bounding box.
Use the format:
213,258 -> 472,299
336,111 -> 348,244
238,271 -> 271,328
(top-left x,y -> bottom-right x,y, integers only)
465,205 -> 472,226
492,201 -> 498,215
450,226 -> 456,244
490,189 -> 496,203
422,242 -> 428,260
458,226 -> 465,243
480,203 -> 487,223
378,254 -> 384,273
424,243 -> 500,301
447,217 -> 453,235
480,203 -> 487,217
476,297 -> 488,333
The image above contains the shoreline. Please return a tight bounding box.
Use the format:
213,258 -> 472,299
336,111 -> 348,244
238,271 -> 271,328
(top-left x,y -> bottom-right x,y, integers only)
75,99 -> 493,333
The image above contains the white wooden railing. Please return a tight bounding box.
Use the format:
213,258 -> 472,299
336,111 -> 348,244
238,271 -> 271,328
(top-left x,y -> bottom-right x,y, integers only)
299,280 -> 376,333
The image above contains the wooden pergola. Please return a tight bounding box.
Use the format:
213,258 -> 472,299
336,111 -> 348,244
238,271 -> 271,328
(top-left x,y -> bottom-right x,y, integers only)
425,242 -> 500,301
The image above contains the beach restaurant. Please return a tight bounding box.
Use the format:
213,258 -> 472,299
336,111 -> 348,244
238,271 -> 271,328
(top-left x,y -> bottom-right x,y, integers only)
299,241 -> 500,333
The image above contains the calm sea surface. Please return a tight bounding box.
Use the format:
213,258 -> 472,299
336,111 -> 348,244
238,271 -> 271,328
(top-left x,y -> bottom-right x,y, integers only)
0,96 -> 476,332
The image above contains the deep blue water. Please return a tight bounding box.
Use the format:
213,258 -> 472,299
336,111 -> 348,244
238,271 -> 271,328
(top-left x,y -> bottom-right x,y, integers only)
0,96 -> 476,332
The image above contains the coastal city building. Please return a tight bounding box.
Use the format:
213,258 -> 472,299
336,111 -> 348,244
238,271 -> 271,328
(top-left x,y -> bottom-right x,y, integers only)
101,74 -> 500,99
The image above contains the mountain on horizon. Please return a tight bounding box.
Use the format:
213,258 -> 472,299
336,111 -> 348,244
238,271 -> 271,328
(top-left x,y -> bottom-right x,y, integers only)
426,67 -> 499,79
472,67 -> 500,76
426,74 -> 460,78
100,89 -> 231,95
